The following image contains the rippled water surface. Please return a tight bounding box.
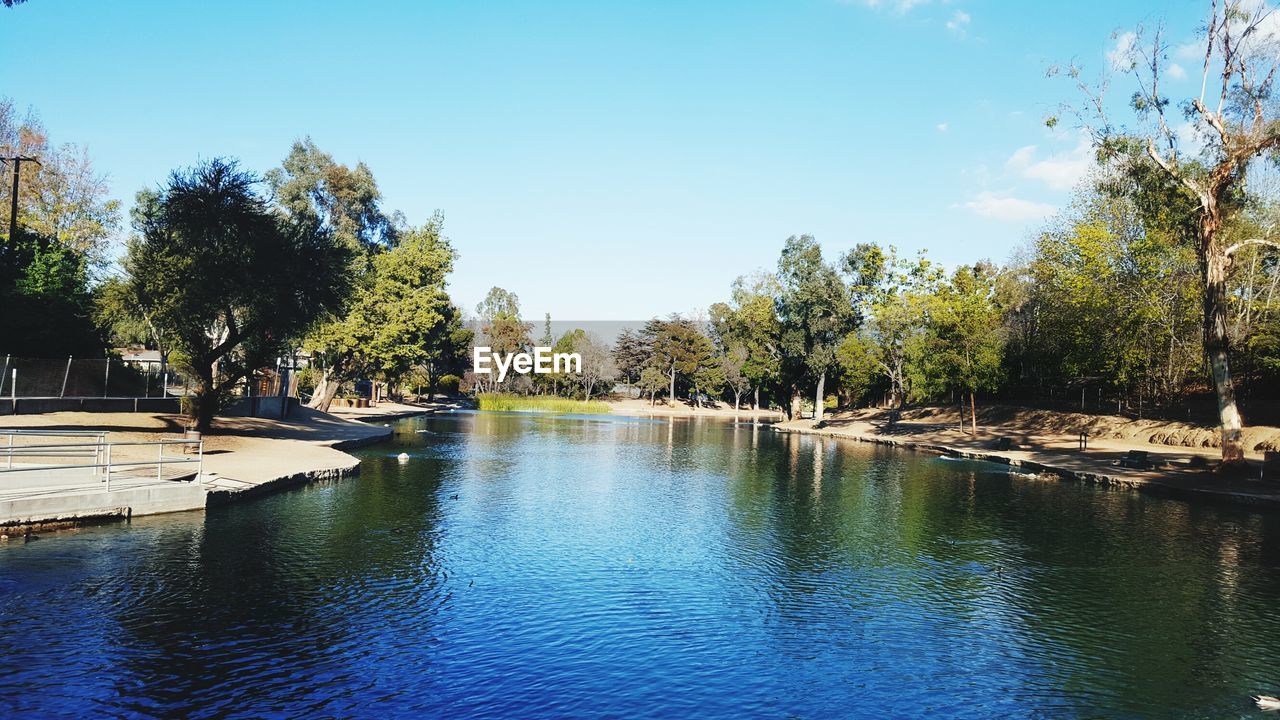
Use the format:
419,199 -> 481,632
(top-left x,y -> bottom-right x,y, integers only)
4,411 -> 1280,718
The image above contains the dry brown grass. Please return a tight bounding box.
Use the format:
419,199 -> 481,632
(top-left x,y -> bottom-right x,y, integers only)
842,404 -> 1280,453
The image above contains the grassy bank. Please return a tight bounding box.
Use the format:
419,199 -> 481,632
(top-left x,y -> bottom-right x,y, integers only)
476,393 -> 610,414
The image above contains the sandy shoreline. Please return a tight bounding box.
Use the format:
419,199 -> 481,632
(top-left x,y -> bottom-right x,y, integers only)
4,398 -> 1279,531
771,407 -> 1280,508
606,397 -> 784,420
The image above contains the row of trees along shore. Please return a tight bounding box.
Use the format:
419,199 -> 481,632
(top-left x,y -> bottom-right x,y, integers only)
120,143 -> 475,431
0,0 -> 1277,466
480,2 -> 1280,469
1,112 -> 473,431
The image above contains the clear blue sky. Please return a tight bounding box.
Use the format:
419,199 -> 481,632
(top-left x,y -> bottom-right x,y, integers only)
1,0 -> 1211,319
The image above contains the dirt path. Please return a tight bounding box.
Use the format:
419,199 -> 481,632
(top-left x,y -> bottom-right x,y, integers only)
886,404 -> 1280,454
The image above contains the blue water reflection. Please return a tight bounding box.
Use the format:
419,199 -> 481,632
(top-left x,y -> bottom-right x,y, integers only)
2,411 -> 1279,718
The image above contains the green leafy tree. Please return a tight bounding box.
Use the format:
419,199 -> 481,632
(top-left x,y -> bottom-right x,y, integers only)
709,272 -> 783,410
930,262 -> 1005,433
0,98 -> 121,267
637,365 -> 668,407
1010,191 -> 1201,412
94,275 -> 155,350
843,244 -> 941,414
776,235 -> 857,424
549,329 -> 616,400
0,229 -> 103,355
306,222 -> 458,409
126,158 -> 353,430
265,137 -> 397,253
643,316 -> 716,407
834,331 -> 877,407
1059,1 -> 1280,464
266,139 -> 411,408
475,286 -> 532,393
612,328 -> 650,398
549,330 -> 583,397
0,99 -> 120,356
718,345 -> 752,411
423,303 -> 474,399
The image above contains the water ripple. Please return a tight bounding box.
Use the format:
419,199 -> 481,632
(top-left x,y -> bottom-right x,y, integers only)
2,412 -> 1279,718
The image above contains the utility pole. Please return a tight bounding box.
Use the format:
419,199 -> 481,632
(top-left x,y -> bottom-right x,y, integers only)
1,155 -> 40,239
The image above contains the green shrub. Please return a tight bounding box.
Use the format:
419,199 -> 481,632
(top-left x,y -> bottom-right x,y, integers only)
296,365 -> 320,396
437,374 -> 461,393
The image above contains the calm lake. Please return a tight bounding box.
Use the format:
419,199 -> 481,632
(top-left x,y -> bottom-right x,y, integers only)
2,411 -> 1280,718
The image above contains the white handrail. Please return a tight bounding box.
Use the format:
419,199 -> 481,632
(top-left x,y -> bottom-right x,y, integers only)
0,433 -> 204,492
1,429 -> 108,435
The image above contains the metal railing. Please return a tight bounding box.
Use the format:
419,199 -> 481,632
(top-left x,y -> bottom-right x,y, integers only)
2,429 -> 107,471
0,429 -> 203,492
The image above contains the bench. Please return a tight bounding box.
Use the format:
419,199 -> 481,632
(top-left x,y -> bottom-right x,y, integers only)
1118,450 -> 1151,469
994,437 -> 1012,451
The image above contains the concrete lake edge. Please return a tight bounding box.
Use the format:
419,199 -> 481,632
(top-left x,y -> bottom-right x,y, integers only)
0,419 -> 394,535
202,430 -> 388,508
0,400 -> 474,534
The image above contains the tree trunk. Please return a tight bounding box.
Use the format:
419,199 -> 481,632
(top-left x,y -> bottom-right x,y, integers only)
813,371 -> 826,424
669,367 -> 677,408
194,390 -> 218,432
192,364 -> 253,432
309,367 -> 342,413
1203,243 -> 1246,465
789,390 -> 801,420
753,386 -> 760,411
969,391 -> 977,435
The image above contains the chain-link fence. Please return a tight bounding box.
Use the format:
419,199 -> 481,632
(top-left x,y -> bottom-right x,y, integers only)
0,356 -> 191,399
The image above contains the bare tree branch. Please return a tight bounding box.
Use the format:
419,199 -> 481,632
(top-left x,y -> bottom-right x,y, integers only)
1193,97 -> 1231,146
1224,238 -> 1280,256
1146,138 -> 1211,207
1132,26 -> 1179,158
1200,0 -> 1218,107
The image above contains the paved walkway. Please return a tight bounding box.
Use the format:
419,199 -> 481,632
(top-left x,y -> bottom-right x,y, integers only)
0,408 -> 394,528
0,464 -> 196,503
327,399 -> 466,423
